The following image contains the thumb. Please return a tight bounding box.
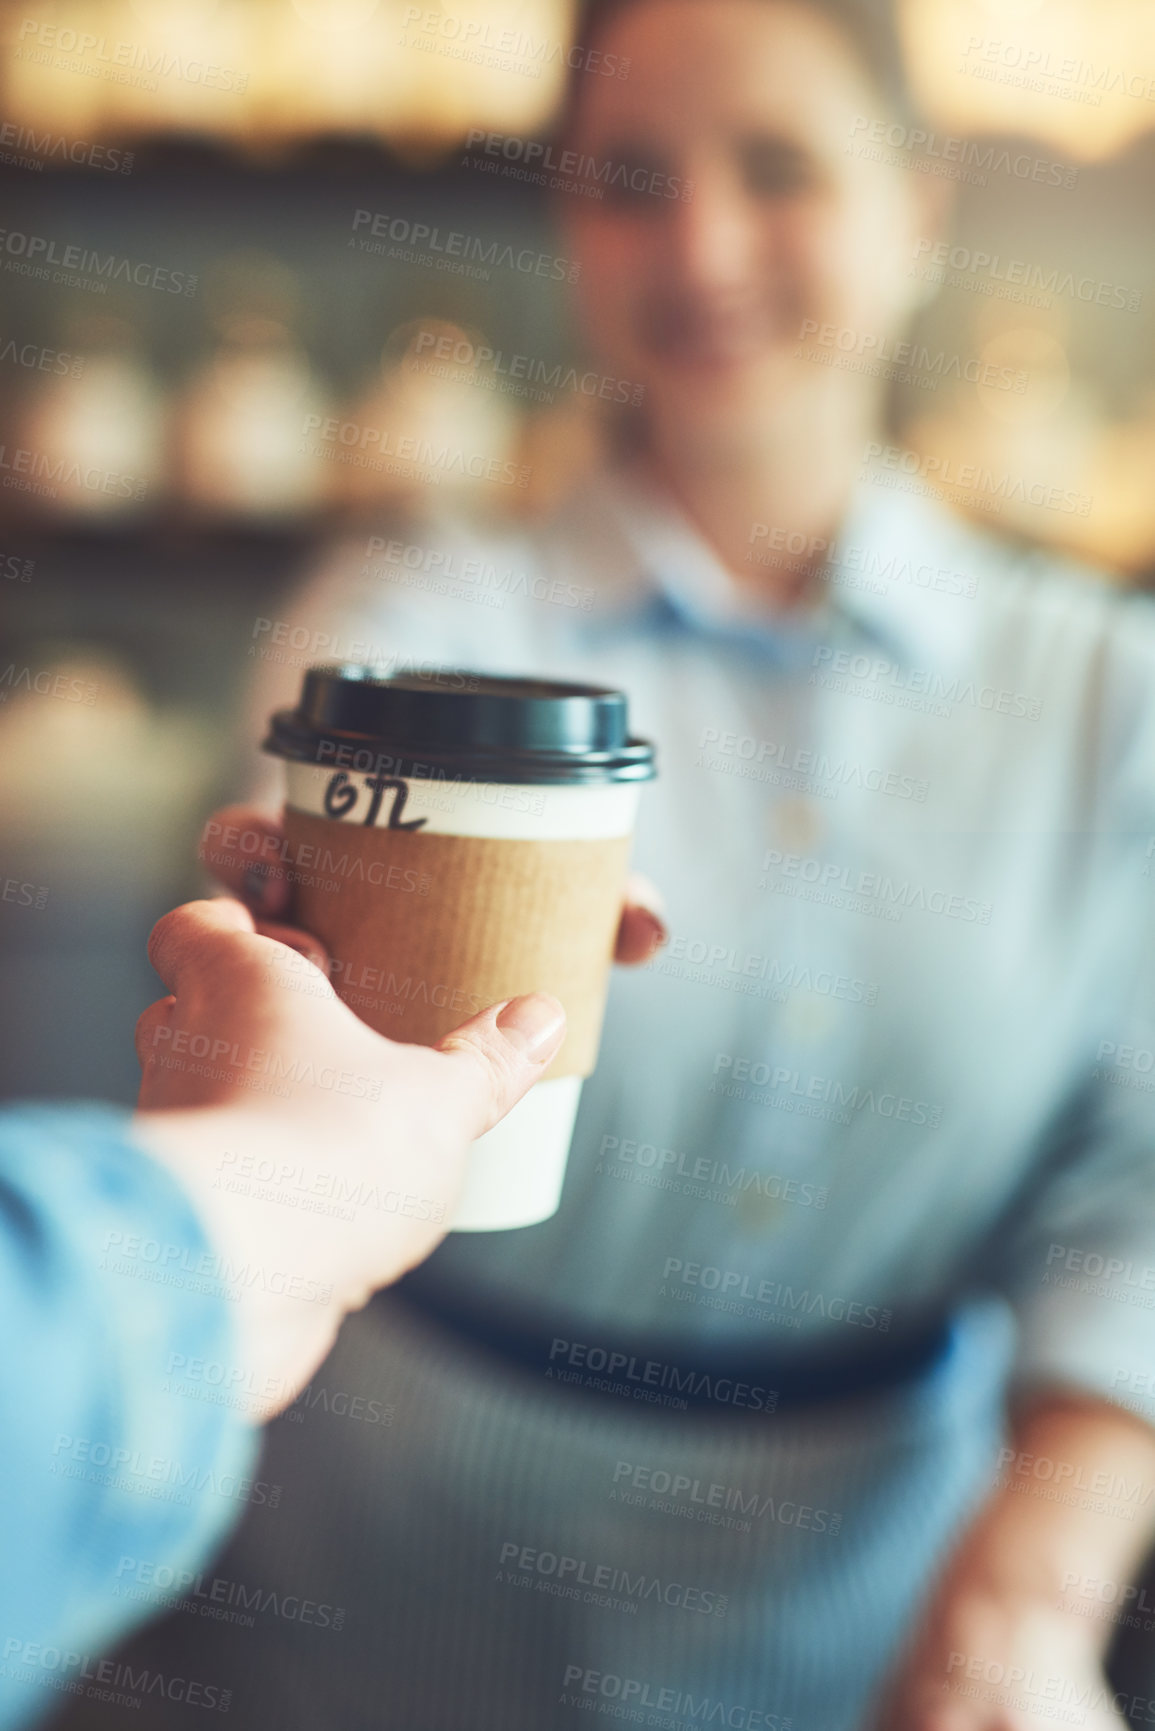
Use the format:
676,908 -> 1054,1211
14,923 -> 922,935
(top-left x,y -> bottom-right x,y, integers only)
435,994 -> 567,1140
890,1699 -> 977,1731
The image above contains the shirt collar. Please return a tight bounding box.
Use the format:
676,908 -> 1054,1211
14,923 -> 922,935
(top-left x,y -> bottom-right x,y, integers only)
549,465 -> 984,676
823,482 -> 984,675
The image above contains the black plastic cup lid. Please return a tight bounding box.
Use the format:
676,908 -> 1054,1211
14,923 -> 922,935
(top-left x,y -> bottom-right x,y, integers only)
264,664 -> 657,786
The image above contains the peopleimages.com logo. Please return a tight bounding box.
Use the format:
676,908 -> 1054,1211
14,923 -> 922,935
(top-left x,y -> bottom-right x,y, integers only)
112,1555 -> 346,1632
847,115 -> 1078,189
0,1641 -> 231,1715
349,209 -> 580,283
612,1461 -> 842,1536
0,226 -> 195,294
796,319 -> 1027,392
0,118 -> 133,174
560,1665 -> 790,1728
409,327 -> 644,408
497,1542 -> 727,1616
0,446 -> 147,504
14,18 -> 248,92
399,7 -> 631,79
546,1336 -> 778,1414
911,238 -> 1141,313
462,128 -> 691,202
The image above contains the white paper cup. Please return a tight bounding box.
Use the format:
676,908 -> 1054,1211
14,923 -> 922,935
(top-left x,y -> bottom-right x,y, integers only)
282,761 -> 640,1231
265,669 -> 655,1233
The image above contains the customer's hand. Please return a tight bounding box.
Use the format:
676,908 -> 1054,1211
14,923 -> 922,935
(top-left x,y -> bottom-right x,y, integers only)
133,897 -> 565,1423
199,803 -> 668,964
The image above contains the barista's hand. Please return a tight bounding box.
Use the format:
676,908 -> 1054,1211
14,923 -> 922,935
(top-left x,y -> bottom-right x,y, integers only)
877,1586 -> 1122,1729
875,1394 -> 1155,1730
133,897 -> 565,1422
200,804 -> 668,963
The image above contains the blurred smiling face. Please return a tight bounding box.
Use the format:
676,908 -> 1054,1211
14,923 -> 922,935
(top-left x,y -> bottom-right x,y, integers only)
562,0 -> 931,441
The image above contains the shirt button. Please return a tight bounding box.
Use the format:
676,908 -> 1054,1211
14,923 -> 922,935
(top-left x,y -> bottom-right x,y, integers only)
782,993 -> 841,1043
774,797 -> 822,852
735,1186 -> 790,1232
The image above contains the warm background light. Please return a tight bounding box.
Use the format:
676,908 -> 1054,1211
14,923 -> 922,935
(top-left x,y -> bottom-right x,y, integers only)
0,0 -> 575,147
1,0 -> 1154,576
899,0 -> 1155,160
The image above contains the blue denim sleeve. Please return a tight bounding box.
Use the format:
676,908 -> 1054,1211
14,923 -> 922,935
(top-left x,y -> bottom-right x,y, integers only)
0,1106 -> 260,1729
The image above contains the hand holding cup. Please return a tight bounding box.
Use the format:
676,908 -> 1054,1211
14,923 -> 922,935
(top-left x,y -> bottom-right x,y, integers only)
134,897 -> 568,1419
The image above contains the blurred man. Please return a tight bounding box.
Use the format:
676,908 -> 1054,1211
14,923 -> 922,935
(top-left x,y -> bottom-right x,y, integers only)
71,3 -> 1155,1729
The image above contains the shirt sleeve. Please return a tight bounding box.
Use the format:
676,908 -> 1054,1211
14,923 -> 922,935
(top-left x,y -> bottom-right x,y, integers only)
0,1105 -> 258,1729
992,644 -> 1155,1424
997,1064 -> 1155,1420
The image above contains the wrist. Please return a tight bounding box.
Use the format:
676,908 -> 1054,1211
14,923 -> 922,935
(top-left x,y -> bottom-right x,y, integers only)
941,1487 -> 1136,1664
131,1104 -> 362,1420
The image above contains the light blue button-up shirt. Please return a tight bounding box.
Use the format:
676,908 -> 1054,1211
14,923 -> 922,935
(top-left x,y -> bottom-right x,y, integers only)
0,1107 -> 257,1730
248,470 -> 1155,1411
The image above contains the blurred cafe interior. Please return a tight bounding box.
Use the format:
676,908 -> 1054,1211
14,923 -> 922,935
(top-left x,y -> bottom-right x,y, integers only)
1,0 -> 1155,1110
6,2 -> 1155,1727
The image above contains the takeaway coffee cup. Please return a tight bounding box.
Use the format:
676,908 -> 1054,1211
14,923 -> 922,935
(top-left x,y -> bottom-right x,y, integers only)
264,665 -> 656,1231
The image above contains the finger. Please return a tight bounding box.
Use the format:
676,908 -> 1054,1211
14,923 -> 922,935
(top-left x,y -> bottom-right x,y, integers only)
253,920 -> 331,978
147,898 -> 257,995
614,871 -> 668,966
198,804 -> 290,919
135,995 -> 175,1070
435,993 -> 566,1140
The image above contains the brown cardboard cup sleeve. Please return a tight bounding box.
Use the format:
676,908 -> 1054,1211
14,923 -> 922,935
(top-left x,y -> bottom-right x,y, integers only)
283,809 -> 633,1081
